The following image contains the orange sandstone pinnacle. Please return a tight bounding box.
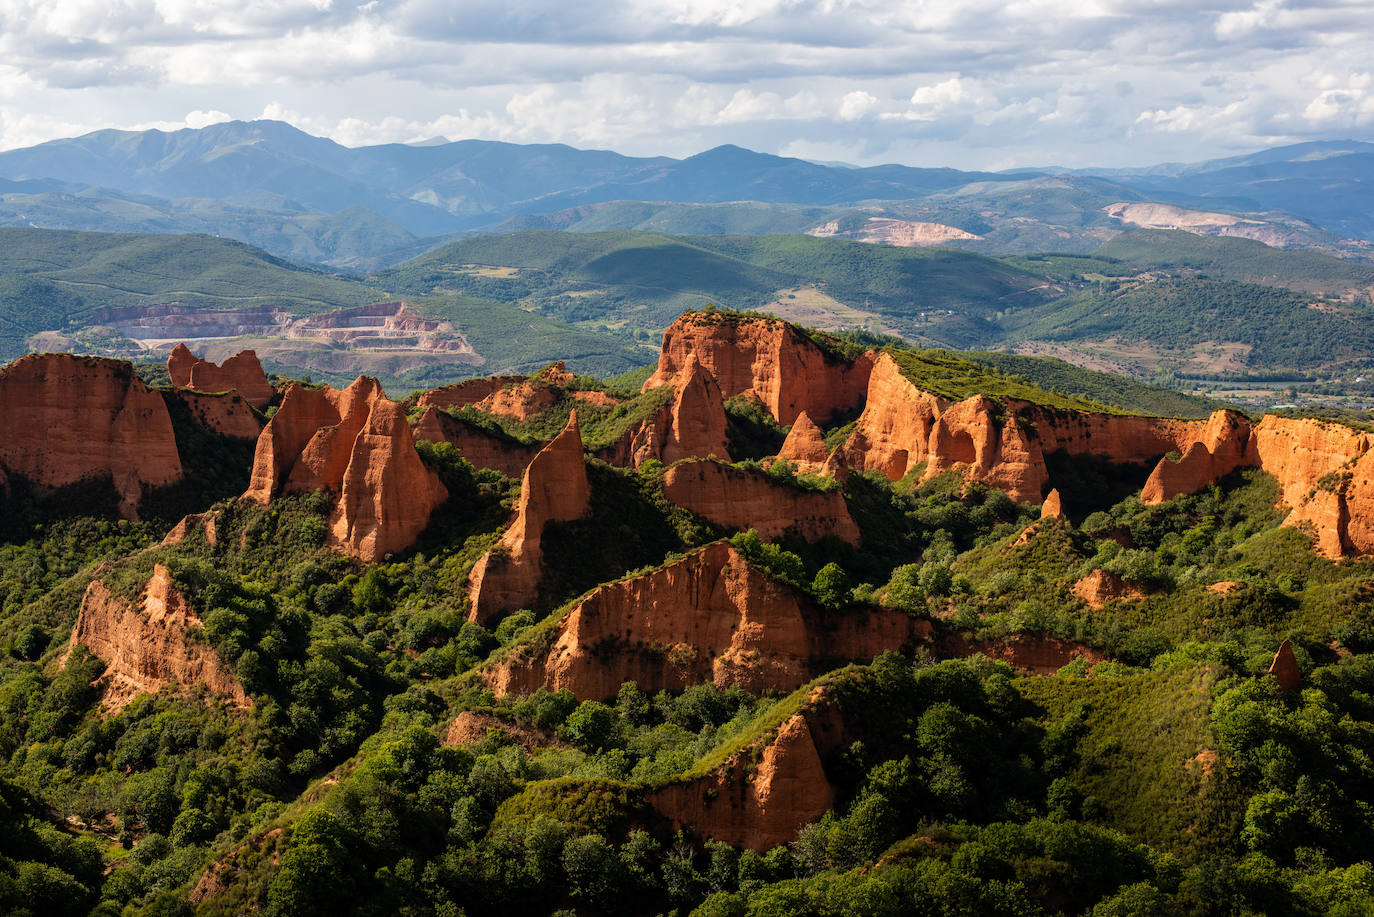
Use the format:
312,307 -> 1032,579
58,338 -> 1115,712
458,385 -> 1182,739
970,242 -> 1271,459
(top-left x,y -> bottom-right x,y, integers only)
244,375 -> 446,562
466,411 -> 591,624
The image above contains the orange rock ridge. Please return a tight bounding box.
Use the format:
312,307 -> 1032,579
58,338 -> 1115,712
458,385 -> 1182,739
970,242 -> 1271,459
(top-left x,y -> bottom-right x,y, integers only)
466,412 -> 591,624
64,564 -> 249,713
1040,488 -> 1063,519
482,541 -> 929,699
644,312 -> 874,425
661,459 -> 861,546
649,705 -> 839,851
944,633 -> 1108,675
0,353 -> 182,517
244,376 -> 447,562
168,343 -> 274,410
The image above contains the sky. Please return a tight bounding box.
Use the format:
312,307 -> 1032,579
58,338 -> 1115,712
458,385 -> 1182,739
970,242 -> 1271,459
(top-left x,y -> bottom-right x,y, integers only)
1,0 -> 1373,169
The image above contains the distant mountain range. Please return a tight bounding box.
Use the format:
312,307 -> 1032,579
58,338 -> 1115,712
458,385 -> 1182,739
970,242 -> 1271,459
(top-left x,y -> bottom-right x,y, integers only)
2,122 -> 1373,268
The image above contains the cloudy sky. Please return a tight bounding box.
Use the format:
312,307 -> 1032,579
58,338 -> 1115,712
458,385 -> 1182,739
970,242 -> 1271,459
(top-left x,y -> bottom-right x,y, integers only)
1,0 -> 1372,169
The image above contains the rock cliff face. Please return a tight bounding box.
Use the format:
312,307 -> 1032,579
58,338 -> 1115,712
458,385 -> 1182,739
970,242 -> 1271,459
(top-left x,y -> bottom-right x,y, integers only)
482,542 -> 928,699
602,355 -> 732,468
64,564 -> 249,714
843,351 -> 1254,505
244,376 -> 447,562
0,353 -> 183,517
1071,569 -> 1148,608
417,375 -> 526,411
411,407 -> 542,477
649,706 -> 838,851
943,633 -> 1107,674
1251,416 -> 1374,558
662,460 -> 860,546
644,312 -> 873,425
1141,411 -> 1257,504
467,412 -> 591,624
168,343 -> 274,410
166,390 -> 263,440
776,411 -> 842,477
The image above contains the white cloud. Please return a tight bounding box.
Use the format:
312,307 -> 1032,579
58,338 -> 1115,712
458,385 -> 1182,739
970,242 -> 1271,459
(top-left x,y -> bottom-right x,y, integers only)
0,0 -> 1368,167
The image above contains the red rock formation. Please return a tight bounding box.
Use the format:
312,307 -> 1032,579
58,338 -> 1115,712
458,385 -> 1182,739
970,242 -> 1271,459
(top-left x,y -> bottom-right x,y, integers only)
923,395 -> 1049,502
1141,411 -> 1256,504
0,353 -> 182,517
944,633 -> 1107,675
467,412 -> 591,624
166,390 -> 262,440
662,459 -> 860,546
482,542 -> 928,699
244,376 -> 446,562
776,410 -> 847,478
460,362 -> 621,421
64,564 -> 249,713
162,511 -> 218,547
840,352 -> 948,480
644,312 -> 874,425
417,374 -> 526,411
1268,639 -> 1301,691
649,708 -> 836,851
844,350 -> 1254,506
602,355 -> 732,468
1252,416 -> 1374,559
1041,488 -> 1063,519
1071,569 -> 1148,608
411,407 -> 541,477
168,343 -> 274,410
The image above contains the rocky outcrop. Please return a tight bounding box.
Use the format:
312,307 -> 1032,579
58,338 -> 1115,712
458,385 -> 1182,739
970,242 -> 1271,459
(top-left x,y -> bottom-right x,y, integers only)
923,395 -> 1049,503
168,343 -> 273,410
162,511 -> 218,547
1268,639 -> 1301,691
662,460 -> 860,546
166,390 -> 262,440
1251,416 -> 1374,559
776,411 -> 845,478
602,355 -> 732,468
440,362 -> 620,422
467,412 -> 591,624
411,407 -> 542,477
1072,570 -> 1148,608
482,542 -> 929,699
649,707 -> 837,851
244,376 -> 447,562
0,353 -> 182,517
1041,488 -> 1063,519
64,564 -> 249,714
843,351 -> 1253,505
1141,411 -> 1257,504
945,633 -> 1107,675
644,312 -> 873,425
417,375 -> 525,411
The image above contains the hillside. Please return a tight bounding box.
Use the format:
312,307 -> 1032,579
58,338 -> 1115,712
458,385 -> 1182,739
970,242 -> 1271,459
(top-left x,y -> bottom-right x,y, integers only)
2,309 -> 1374,915
0,228 -> 650,383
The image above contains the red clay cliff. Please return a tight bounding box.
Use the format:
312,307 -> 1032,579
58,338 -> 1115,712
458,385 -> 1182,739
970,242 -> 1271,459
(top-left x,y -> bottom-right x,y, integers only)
0,353 -> 182,517
662,459 -> 860,545
64,563 -> 250,714
168,343 -> 274,410
482,541 -> 928,699
244,375 -> 447,562
644,312 -> 873,425
467,412 -> 591,624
